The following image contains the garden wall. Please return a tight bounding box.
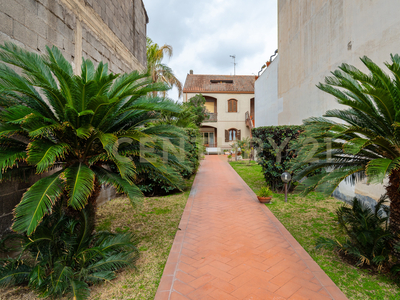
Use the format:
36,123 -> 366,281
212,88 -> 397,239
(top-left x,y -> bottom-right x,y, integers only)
0,0 -> 148,236
0,0 -> 148,74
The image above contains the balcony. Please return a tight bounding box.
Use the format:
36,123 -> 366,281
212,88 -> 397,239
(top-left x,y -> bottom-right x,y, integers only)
204,112 -> 218,122
245,111 -> 254,130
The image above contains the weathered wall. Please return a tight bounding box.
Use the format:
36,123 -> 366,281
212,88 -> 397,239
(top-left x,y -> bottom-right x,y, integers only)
0,0 -> 147,74
277,0 -> 400,125
276,0 -> 395,203
0,172 -> 45,238
255,56 -> 280,127
0,0 -> 147,235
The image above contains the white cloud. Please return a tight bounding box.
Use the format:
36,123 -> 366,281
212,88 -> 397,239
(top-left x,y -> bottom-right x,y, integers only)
144,0 -> 278,101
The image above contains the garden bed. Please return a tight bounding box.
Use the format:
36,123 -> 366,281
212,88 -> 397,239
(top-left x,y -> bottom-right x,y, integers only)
0,179 -> 194,300
229,161 -> 400,300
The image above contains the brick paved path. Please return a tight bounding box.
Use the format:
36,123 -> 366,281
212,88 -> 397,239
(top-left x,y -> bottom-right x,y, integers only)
155,156 -> 348,300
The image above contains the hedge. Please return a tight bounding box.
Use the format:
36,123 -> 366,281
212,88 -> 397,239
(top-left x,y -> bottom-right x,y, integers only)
136,128 -> 200,196
252,125 -> 304,191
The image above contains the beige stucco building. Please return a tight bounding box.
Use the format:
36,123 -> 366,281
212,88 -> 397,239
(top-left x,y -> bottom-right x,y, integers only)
183,73 -> 255,151
255,0 -> 400,204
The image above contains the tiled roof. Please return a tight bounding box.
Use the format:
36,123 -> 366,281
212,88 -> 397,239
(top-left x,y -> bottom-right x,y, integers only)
183,74 -> 255,94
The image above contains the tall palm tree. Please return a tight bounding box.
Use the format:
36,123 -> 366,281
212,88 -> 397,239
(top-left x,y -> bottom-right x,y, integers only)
291,55 -> 400,234
0,42 -> 187,236
146,37 -> 183,97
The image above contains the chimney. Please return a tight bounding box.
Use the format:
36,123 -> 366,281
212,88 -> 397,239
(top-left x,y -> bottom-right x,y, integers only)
190,70 -> 193,74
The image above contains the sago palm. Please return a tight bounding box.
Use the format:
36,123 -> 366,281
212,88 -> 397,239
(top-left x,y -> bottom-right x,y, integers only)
146,37 -> 182,97
0,205 -> 138,300
291,55 -> 400,234
0,42 -> 186,236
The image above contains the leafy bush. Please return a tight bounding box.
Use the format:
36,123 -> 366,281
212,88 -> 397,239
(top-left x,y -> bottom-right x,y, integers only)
136,129 -> 200,196
0,205 -> 138,300
252,125 -> 303,191
316,197 -> 393,270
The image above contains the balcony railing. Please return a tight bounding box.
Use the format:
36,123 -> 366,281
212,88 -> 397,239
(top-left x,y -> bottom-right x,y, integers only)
245,111 -> 254,129
204,143 -> 218,147
204,112 -> 218,122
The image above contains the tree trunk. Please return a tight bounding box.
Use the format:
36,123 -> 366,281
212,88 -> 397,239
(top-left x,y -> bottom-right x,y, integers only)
386,169 -> 400,259
65,180 -> 101,233
387,169 -> 400,234
86,180 -> 101,233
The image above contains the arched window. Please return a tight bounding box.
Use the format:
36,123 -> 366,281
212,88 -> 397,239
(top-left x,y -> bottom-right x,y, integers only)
228,99 -> 238,112
225,128 -> 241,142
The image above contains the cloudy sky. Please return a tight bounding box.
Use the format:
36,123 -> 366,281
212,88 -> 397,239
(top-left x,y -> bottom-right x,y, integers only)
144,0 -> 278,101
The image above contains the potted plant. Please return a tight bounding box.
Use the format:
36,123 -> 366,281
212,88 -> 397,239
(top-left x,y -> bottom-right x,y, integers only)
256,186 -> 272,203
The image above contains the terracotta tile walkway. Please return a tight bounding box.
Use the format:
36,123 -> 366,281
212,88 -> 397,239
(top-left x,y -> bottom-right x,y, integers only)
154,156 -> 348,300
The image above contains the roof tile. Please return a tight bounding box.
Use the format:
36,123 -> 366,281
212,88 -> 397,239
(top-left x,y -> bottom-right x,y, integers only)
183,74 -> 255,93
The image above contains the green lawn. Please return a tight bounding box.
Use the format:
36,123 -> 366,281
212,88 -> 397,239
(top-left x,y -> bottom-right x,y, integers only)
230,161 -> 400,300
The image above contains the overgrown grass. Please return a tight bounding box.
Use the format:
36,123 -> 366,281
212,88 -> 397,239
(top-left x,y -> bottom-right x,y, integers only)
230,161 -> 400,300
90,179 -> 193,300
0,179 -> 193,300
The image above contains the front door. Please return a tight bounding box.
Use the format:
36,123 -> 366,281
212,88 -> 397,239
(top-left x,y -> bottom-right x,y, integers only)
203,132 -> 215,147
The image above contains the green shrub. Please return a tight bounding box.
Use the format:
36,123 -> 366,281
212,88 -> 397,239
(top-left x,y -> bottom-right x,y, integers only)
316,197 -> 394,270
252,125 -> 303,191
0,205 -> 138,300
136,129 -> 200,196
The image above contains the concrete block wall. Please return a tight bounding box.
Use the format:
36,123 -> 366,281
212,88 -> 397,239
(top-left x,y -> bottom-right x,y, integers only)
0,174 -> 43,238
0,0 -> 148,235
84,0 -> 147,68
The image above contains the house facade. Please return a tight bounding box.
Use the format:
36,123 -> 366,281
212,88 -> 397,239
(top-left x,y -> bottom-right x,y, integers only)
183,73 -> 255,151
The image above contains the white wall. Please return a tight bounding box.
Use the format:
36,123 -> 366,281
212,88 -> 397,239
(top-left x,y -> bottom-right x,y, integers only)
269,0 -> 400,203
255,56 -> 280,127
278,0 -> 400,125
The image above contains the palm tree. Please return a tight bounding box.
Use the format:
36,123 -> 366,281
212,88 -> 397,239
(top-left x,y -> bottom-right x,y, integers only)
291,55 -> 400,234
146,37 -> 183,97
0,42 -> 186,236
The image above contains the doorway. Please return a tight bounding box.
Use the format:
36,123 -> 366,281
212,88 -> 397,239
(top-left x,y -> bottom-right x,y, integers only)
203,132 -> 215,147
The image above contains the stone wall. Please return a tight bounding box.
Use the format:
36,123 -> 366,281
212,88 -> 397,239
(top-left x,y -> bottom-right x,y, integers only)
0,174 -> 43,238
0,0 -> 148,236
0,0 -> 147,74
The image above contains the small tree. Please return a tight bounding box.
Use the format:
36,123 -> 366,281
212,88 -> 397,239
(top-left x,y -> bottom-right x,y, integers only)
184,94 -> 208,126
291,55 -> 400,234
0,42 -> 187,299
237,137 -> 252,163
0,43 -> 185,235
146,37 -> 182,97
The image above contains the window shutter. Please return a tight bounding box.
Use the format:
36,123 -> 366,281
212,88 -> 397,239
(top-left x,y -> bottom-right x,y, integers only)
234,100 -> 237,112
237,130 -> 241,140
225,130 -> 229,142
228,100 -> 231,112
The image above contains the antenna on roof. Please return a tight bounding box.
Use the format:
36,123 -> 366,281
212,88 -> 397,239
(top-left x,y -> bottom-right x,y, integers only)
230,55 -> 236,75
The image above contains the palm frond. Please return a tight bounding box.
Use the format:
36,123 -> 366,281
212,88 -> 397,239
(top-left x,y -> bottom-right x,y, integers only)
65,163 -> 95,210
13,170 -> 64,235
69,280 -> 90,300
27,141 -> 70,173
